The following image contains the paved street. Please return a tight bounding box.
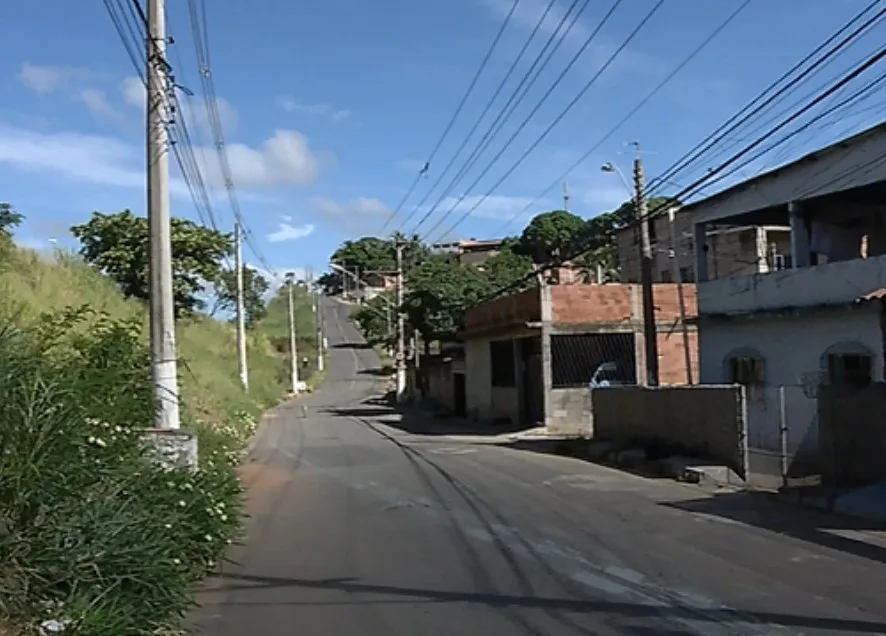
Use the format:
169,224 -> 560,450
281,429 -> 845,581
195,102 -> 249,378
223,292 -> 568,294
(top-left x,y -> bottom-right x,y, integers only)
192,299 -> 886,636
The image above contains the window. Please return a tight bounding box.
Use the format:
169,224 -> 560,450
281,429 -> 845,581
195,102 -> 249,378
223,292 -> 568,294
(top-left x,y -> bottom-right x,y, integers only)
660,269 -> 672,282
490,340 -> 515,387
728,356 -> 765,386
827,353 -> 872,389
772,253 -> 792,271
679,267 -> 695,283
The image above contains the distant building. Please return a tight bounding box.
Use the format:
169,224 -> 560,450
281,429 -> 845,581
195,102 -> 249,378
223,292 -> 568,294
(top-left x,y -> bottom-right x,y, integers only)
431,238 -> 504,266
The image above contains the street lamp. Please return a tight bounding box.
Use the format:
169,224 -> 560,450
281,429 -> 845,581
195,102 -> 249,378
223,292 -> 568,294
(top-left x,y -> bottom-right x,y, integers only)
600,162 -> 633,199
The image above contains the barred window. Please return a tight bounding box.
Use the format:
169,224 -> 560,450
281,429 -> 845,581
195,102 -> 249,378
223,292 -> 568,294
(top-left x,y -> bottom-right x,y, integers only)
490,340 -> 515,387
551,333 -> 635,388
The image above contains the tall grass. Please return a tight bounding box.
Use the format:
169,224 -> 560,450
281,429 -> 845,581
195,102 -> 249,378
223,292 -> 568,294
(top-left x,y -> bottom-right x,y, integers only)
0,245 -> 314,635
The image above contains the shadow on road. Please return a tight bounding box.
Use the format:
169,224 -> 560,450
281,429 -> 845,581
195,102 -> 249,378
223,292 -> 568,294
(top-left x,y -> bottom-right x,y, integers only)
211,571 -> 886,634
321,392 -> 537,438
358,366 -> 394,376
662,491 -> 886,565
332,342 -> 374,350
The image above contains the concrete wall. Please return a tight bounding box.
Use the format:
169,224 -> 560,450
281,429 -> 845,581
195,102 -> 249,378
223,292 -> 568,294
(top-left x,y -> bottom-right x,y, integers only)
491,387 -> 520,424
464,338 -> 492,421
819,384 -> 886,487
548,388 -> 592,435
423,358 -> 455,412
591,385 -> 748,477
698,306 -> 882,455
698,254 -> 886,316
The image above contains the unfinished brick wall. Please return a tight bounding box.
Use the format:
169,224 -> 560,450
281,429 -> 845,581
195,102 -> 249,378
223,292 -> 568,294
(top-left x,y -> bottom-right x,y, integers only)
551,285 -> 632,323
550,283 -> 697,324
657,329 -> 699,385
463,287 -> 540,335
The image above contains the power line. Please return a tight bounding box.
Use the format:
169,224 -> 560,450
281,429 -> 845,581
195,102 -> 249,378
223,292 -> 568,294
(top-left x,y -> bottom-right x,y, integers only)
377,0 -> 521,233
488,0 -> 752,237
644,0 -> 886,199
423,0 -> 664,244
399,0 -> 588,238
463,42 -> 886,310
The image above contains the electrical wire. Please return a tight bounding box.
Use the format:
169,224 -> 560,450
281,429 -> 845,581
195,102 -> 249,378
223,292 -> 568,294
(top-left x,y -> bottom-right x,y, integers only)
377,0 -> 522,234
423,0 -> 664,245
644,0 -> 886,198
488,0 -> 752,237
397,0 -> 588,238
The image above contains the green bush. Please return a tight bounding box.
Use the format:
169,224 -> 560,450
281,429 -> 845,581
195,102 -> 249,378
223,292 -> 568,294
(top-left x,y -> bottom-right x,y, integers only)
0,307 -> 249,635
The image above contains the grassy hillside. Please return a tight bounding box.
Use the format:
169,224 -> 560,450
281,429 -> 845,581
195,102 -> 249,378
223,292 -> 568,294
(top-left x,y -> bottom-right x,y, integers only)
1,246 -> 320,421
0,243 -> 320,635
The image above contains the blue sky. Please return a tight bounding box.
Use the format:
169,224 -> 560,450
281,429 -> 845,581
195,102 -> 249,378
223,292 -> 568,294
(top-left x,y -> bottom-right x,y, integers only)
1,0 -> 883,286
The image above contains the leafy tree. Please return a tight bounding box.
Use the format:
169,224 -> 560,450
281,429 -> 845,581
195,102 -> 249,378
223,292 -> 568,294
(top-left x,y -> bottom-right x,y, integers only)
211,266 -> 270,327
404,254 -> 494,342
0,202 -> 23,239
71,210 -> 233,316
516,210 -> 586,263
353,292 -> 395,348
481,244 -> 534,291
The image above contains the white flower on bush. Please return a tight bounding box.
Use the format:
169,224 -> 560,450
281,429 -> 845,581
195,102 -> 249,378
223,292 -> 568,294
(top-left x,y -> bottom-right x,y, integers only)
86,436 -> 107,448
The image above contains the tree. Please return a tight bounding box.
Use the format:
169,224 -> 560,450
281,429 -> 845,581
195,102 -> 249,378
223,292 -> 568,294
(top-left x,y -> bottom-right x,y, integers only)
0,203 -> 23,239
211,266 -> 270,327
481,244 -> 534,291
516,210 -> 586,263
71,210 -> 233,316
404,254 -> 492,342
352,292 -> 395,348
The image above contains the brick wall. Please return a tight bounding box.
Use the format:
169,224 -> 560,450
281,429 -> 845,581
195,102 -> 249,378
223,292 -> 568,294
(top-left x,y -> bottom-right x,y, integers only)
462,287 -> 540,336
657,329 -> 699,385
591,385 -> 748,477
550,283 -> 697,324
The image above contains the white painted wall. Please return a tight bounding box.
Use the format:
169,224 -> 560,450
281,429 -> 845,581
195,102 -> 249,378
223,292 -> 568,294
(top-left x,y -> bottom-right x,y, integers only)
699,306 -> 882,455
464,338 -> 492,421
699,254 -> 886,316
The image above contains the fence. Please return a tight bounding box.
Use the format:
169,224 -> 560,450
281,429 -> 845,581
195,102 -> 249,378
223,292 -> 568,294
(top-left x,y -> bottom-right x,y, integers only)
744,384 -> 823,490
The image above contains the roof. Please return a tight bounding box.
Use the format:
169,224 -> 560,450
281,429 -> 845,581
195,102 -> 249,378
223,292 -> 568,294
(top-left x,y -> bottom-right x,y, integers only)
679,120 -> 886,224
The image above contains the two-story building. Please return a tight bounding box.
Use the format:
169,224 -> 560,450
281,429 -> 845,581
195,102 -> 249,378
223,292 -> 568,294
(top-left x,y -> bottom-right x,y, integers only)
431,238 -> 504,266
685,121 -> 886,476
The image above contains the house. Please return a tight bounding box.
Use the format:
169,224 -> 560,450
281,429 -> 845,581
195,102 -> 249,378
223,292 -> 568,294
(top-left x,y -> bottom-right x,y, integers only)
453,283 -> 698,434
686,121 -> 886,483
431,238 -> 504,266
615,207 -> 792,283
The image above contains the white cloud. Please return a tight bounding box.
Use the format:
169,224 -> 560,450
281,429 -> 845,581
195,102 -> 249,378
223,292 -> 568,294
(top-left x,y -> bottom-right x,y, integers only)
478,0 -> 663,77
16,63 -> 96,94
275,96 -> 351,122
119,76 -> 239,135
267,221 -> 315,243
17,63 -> 124,122
311,196 -> 392,230
0,125 -> 325,197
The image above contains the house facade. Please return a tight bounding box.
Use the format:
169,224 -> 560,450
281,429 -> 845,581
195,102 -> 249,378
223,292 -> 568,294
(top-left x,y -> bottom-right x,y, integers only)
686,122 -> 886,477
456,283 -> 698,434
615,208 -> 792,283
431,238 -> 504,266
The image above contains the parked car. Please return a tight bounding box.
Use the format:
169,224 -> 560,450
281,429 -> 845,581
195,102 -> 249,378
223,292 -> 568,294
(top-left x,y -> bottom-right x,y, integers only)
588,361 -> 633,389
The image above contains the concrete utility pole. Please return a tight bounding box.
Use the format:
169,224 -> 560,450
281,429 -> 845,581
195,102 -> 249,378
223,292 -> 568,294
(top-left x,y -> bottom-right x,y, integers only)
667,208 -> 693,385
147,0 -> 181,429
234,222 -> 248,391
395,239 -> 407,402
634,151 -> 660,386
286,274 -> 300,394
309,267 -> 324,373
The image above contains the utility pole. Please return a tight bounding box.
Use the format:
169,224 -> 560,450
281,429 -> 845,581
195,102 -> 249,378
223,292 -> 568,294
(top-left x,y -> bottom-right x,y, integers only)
286,274 -> 300,394
667,208 -> 694,384
234,222 -> 248,391
395,239 -> 407,402
309,267 -> 324,373
634,151 -> 660,386
562,182 -> 570,213
147,0 -> 181,430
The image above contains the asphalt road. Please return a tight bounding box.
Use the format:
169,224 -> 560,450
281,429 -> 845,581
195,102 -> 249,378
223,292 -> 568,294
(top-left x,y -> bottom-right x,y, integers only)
192,297 -> 886,636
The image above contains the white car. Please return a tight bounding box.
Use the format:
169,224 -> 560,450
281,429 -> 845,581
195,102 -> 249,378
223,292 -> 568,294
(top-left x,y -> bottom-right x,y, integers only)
588,361 -> 633,389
